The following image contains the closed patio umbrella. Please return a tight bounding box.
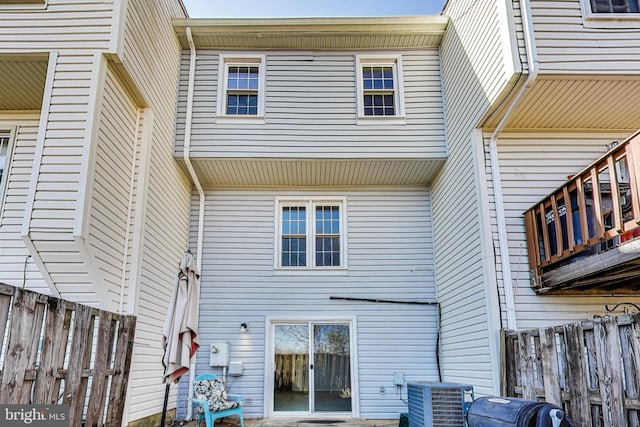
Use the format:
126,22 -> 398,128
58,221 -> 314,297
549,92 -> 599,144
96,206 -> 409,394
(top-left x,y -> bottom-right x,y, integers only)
161,251 -> 201,425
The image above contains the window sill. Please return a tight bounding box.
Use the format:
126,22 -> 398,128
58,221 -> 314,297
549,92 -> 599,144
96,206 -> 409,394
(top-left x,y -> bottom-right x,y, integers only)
0,0 -> 47,10
582,12 -> 640,28
356,116 -> 406,125
215,115 -> 265,124
274,267 -> 348,276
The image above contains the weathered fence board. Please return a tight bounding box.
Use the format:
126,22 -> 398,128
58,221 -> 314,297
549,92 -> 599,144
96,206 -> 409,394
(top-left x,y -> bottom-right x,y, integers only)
594,319 -> 625,426
540,327 -> 562,407
504,313 -> 640,427
0,283 -> 136,427
105,315 -> 136,426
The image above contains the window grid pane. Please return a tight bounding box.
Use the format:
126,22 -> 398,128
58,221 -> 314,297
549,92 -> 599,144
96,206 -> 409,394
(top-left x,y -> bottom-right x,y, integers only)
226,94 -> 258,115
363,94 -> 395,116
226,65 -> 259,115
227,66 -> 259,90
362,65 -> 396,117
315,206 -> 340,266
282,207 -> 307,267
591,0 -> 639,12
362,66 -> 394,90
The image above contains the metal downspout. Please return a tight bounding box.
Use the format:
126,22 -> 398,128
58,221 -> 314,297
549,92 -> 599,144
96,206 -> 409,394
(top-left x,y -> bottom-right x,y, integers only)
489,0 -> 538,330
184,26 -> 205,422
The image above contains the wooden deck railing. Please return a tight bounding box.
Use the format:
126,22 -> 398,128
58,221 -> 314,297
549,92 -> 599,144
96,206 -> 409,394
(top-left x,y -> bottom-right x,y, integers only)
0,283 -> 136,427
524,131 -> 640,290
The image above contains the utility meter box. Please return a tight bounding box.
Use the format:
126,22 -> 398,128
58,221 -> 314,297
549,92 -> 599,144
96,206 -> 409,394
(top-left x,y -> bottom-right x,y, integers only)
209,342 -> 230,367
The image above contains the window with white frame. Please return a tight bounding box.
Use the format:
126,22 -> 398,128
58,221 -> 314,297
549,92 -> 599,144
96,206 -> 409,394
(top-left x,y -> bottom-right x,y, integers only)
591,0 -> 639,13
217,54 -> 265,119
276,198 -> 346,269
355,55 -> 405,120
580,0 -> 640,27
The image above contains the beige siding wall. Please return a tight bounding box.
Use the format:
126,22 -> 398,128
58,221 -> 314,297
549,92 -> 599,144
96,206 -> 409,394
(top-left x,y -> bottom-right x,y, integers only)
87,66 -> 139,309
175,50 -> 447,160
489,132 -> 640,328
1,0 -> 189,422
435,0 -> 520,395
0,0 -> 113,51
118,0 -> 191,423
0,115 -> 48,294
25,52 -> 101,306
530,0 -> 640,73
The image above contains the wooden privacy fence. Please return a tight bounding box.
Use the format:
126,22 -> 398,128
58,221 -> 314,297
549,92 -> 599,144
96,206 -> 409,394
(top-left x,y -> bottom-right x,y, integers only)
0,283 -> 136,427
503,313 -> 640,427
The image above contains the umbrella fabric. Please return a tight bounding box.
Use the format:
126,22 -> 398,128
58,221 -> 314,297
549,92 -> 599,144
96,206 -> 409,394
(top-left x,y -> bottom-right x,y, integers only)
162,252 -> 201,384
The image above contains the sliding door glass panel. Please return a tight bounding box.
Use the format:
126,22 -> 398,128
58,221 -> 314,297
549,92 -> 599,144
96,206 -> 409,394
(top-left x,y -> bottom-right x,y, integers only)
274,325 -> 309,412
313,324 -> 352,412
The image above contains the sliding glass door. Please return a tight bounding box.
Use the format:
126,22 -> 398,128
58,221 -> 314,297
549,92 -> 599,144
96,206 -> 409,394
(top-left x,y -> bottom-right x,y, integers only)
273,322 -> 352,414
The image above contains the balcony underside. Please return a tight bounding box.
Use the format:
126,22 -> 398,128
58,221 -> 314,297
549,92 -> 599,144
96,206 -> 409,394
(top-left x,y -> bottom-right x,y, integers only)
0,54 -> 47,110
180,157 -> 445,187
485,75 -> 640,130
537,238 -> 640,294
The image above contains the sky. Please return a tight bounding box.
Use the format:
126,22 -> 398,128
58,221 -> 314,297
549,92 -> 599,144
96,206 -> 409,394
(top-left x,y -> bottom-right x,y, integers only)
182,0 -> 446,19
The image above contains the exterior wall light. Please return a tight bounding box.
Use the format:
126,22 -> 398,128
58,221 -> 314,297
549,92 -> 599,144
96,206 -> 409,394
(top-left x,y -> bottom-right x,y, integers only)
240,323 -> 248,333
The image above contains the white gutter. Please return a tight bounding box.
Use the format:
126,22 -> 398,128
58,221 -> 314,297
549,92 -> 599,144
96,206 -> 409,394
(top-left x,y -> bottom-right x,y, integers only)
184,26 -> 206,422
488,0 -> 538,330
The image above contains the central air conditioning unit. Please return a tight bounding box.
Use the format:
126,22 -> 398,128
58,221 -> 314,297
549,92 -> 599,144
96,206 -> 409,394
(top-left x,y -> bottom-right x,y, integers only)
407,382 -> 473,427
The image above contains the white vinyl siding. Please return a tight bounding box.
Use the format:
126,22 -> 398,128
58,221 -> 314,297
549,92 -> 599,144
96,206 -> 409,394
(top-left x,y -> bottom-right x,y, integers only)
531,0 -> 640,72
436,0 -> 518,396
177,188 -> 438,419
487,132 -> 640,328
175,50 -> 446,159
0,115 -> 48,294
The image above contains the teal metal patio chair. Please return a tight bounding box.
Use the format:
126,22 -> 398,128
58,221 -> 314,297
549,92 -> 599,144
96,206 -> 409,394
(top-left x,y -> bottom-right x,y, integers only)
192,373 -> 244,427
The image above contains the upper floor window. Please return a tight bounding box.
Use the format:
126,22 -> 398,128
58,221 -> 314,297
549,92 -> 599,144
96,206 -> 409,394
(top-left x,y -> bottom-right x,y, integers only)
275,198 -> 347,270
355,55 -> 405,123
216,54 -> 265,121
581,0 -> 640,27
591,0 -> 639,13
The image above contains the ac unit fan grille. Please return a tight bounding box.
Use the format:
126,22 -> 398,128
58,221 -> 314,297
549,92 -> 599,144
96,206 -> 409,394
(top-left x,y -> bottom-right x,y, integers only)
431,388 -> 465,426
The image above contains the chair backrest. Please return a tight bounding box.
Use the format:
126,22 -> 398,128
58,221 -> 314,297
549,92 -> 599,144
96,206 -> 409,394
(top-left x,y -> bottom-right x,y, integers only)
194,373 -> 219,383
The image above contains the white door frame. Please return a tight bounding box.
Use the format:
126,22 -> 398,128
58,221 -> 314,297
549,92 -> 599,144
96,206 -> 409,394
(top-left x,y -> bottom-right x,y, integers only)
264,315 -> 359,418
